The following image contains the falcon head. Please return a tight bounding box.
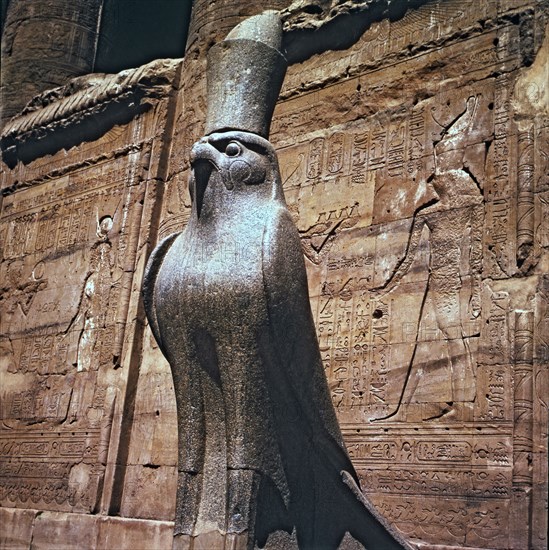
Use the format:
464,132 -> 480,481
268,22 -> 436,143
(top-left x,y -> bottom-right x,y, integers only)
189,131 -> 283,217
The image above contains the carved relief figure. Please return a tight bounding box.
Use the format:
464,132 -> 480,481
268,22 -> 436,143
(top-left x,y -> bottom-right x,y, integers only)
0,260 -> 48,374
70,215 -> 114,373
373,96 -> 483,421
58,215 -> 115,425
143,11 -> 409,550
0,259 -> 48,323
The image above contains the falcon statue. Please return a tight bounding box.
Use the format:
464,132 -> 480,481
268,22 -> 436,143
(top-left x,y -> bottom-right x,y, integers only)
143,10 -> 410,550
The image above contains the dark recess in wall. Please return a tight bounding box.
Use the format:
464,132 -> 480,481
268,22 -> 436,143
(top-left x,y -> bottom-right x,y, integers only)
95,0 -> 193,74
1,0 -> 10,33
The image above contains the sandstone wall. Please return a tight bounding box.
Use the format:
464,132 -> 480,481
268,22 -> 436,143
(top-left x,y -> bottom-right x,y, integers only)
1,1 -> 548,549
0,59 -> 181,548
0,0 -> 103,126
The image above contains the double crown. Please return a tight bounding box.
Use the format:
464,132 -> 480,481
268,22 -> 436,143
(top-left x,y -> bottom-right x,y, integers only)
205,11 -> 288,140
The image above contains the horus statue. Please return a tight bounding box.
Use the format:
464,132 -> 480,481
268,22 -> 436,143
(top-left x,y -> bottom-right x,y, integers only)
143,10 -> 411,550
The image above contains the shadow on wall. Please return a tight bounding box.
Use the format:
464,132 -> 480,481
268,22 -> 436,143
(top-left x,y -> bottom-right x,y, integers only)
94,0 -> 192,73
282,0 -> 430,63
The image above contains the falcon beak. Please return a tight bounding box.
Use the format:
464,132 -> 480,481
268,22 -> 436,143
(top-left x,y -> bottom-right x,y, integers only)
190,141 -> 219,217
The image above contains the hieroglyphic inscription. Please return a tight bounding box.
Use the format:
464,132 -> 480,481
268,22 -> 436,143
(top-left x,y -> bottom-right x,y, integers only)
345,426 -> 513,545
476,365 -> 513,421
306,137 -> 324,180
516,127 -> 535,264
485,75 -> 515,277
348,116 -> 409,182
284,111 -> 425,190
510,309 -> 535,548
0,429 -> 103,511
296,90 -> 493,427
532,276 -> 549,548
3,195 -> 94,260
0,148 -> 148,512
282,1 -> 508,96
3,126 -> 136,188
1,388 -> 70,421
270,15 -> 538,543
346,434 -> 512,467
374,495 -> 508,547
277,106 -> 430,240
480,287 -> 510,365
361,468 -> 510,498
315,259 -> 402,422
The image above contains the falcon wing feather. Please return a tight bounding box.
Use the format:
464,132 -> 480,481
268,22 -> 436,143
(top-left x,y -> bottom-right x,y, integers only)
261,206 -> 355,476
142,232 -> 179,356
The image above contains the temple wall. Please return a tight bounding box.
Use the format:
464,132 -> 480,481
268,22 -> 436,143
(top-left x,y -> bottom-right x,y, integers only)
0,0 -> 103,126
1,1 -> 547,548
271,3 -> 548,547
0,59 -> 181,547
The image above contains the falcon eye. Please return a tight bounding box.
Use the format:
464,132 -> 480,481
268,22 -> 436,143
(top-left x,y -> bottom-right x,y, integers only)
225,142 -> 241,157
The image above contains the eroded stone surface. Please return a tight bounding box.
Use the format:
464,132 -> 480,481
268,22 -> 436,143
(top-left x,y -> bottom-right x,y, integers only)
0,507 -> 174,550
0,64 -> 174,520
0,0 -> 103,127
265,3 -> 547,548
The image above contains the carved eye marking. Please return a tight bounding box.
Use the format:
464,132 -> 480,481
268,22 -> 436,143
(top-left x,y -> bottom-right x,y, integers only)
225,142 -> 241,157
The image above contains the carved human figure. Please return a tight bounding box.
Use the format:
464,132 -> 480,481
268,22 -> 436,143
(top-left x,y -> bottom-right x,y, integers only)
74,215 -> 114,373
373,95 -> 483,421
0,259 -> 48,323
143,11 -> 409,550
63,215 -> 114,423
0,260 -> 48,374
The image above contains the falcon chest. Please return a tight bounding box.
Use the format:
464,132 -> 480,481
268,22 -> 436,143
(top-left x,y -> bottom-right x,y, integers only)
155,197 -> 276,338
